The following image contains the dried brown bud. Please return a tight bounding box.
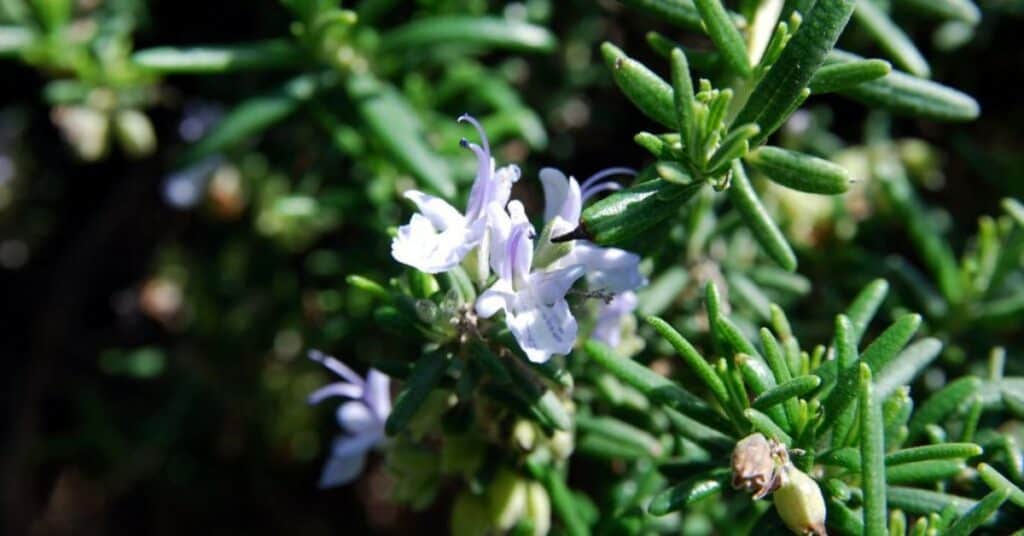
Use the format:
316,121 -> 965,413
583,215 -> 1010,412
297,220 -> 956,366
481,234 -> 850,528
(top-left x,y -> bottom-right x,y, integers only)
731,433 -> 788,499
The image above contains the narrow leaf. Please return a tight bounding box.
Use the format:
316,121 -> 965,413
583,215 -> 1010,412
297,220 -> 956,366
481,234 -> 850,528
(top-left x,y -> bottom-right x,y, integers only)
886,459 -> 964,485
385,352 -> 449,435
728,160 -> 797,271
873,338 -> 942,400
895,0 -> 980,24
380,16 -> 556,53
526,461 -> 590,536
694,0 -> 751,77
745,145 -> 852,194
977,463 -> 1024,509
844,278 -> 889,344
347,74 -> 455,198
647,316 -> 730,407
886,486 -> 975,516
859,364 -> 887,536
752,375 -> 821,410
648,470 -> 729,515
944,488 -> 1011,536
852,0 -> 930,78
809,58 -> 892,94
707,123 -> 760,174
827,50 -> 980,121
576,414 -> 663,457
181,74 -> 323,165
670,48 -> 700,165
620,0 -> 703,31
584,340 -> 733,433
133,40 -> 304,74
745,408 -> 793,445
733,0 -> 857,145
886,443 -> 982,465
907,376 -> 982,441
601,43 -> 675,128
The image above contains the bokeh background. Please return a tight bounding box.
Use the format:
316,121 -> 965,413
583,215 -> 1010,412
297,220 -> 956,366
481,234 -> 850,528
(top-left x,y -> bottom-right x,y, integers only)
2,0 -> 1024,534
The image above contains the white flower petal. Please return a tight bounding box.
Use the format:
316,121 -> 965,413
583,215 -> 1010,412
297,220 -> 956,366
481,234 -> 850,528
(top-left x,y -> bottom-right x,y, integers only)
476,279 -> 514,318
591,291 -> 639,348
337,401 -> 377,435
551,243 -> 646,293
318,449 -> 368,488
529,265 -> 586,306
308,382 -> 364,405
539,167 -> 570,223
508,289 -> 578,363
391,213 -> 476,273
364,370 -> 391,418
404,190 -> 465,230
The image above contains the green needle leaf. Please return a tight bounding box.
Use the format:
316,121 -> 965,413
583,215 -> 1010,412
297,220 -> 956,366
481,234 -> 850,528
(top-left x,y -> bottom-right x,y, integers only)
646,316 -> 730,408
693,0 -> 751,77
943,488 -> 1011,536
886,486 -> 975,516
732,0 -> 857,146
873,338 -> 942,400
808,58 -> 892,94
648,470 -> 729,515
745,145 -> 853,194
744,407 -> 793,445
844,279 -> 889,344
670,48 -> 700,165
181,73 -> 325,165
896,0 -> 980,24
133,40 -> 305,74
852,0 -> 930,78
381,16 -> 556,53
859,364 -> 887,536
727,160 -> 797,271
584,340 -> 733,434
525,461 -> 590,536
827,50 -> 980,121
601,43 -> 675,128
886,459 -> 964,485
385,351 -> 450,435
751,375 -> 821,410
576,414 -> 663,457
907,376 -> 982,441
619,0 -> 703,31
977,463 -> 1024,508
885,443 -> 982,465
347,73 -> 455,198
706,123 -> 760,175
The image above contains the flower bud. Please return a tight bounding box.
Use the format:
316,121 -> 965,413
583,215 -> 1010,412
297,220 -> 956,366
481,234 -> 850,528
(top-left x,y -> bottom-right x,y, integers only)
731,433 -> 780,498
113,109 -> 157,158
524,481 -> 552,536
486,469 -> 528,531
52,105 -> 110,162
773,465 -> 827,536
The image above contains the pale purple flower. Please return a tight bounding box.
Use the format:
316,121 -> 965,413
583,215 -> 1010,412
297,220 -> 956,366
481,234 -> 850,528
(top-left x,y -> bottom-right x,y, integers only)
539,167 -> 646,293
391,114 -> 520,274
308,350 -> 391,488
591,291 -> 639,348
162,155 -> 222,210
476,200 -> 586,363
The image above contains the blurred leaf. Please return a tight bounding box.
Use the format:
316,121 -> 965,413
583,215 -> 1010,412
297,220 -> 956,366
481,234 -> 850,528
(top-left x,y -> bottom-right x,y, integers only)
381,16 -> 556,54
133,40 -> 305,74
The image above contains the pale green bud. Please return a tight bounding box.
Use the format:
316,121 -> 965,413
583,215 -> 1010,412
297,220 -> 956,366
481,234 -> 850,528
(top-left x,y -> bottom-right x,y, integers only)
113,109 -> 157,158
547,429 -> 575,461
532,218 -> 574,268
52,105 -> 110,162
487,469 -> 528,531
524,481 -> 551,536
773,465 -> 827,536
512,419 -> 538,451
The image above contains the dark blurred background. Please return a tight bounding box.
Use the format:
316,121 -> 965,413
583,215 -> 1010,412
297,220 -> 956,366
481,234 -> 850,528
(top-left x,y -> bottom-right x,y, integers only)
2,1 -> 1023,534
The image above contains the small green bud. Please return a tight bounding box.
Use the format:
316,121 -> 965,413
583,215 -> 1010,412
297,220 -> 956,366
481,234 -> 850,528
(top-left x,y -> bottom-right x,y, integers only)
113,109 -> 157,158
487,469 -> 528,531
451,491 -> 492,536
532,218 -> 574,268
547,429 -> 575,461
772,465 -> 827,536
524,481 -> 551,536
512,419 -> 538,451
